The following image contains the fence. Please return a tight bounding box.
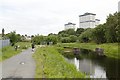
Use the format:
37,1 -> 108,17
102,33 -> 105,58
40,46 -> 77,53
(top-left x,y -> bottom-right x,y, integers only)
0,39 -> 10,49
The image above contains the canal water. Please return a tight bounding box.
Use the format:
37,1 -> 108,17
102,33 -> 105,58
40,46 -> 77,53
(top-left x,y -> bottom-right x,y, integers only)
63,48 -> 120,79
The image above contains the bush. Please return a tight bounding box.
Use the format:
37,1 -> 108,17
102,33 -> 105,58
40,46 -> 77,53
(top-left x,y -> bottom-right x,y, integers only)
61,37 -> 71,43
79,28 -> 93,43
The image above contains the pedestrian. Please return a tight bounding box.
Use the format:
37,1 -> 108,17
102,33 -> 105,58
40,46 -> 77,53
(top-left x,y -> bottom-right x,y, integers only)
31,43 -> 35,52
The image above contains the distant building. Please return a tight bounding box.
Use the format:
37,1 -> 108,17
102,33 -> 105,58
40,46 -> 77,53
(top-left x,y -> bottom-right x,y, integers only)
118,1 -> 120,12
79,12 -> 100,28
64,22 -> 76,30
95,19 -> 100,26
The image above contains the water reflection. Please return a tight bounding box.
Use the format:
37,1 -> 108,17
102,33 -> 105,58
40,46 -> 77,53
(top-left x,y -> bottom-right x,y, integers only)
93,65 -> 106,78
66,57 -> 107,78
63,48 -> 120,79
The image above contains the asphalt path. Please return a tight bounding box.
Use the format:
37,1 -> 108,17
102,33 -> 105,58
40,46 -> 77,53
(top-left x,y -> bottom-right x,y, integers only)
0,48 -> 36,79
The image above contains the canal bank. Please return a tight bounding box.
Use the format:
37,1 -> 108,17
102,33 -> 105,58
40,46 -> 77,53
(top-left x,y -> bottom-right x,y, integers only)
57,45 -> 120,79
56,43 -> 119,59
33,46 -> 85,78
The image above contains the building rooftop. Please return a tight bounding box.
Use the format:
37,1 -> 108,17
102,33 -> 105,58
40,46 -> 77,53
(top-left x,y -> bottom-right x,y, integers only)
79,12 -> 96,17
65,22 -> 76,26
95,19 -> 100,21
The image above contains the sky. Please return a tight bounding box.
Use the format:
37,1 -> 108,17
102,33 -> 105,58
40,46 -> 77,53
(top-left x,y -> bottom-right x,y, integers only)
0,0 -> 119,36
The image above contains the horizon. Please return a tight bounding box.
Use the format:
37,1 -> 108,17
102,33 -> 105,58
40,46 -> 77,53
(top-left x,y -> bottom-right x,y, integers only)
0,0 -> 119,36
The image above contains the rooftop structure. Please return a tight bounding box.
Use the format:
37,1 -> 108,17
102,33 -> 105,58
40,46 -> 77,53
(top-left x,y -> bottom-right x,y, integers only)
64,22 -> 76,30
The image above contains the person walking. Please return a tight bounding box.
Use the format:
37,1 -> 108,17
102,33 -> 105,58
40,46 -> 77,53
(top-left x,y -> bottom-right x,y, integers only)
31,43 -> 35,52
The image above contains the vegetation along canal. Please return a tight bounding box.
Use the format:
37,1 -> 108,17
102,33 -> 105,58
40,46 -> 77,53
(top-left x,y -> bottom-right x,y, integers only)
61,47 -> 120,79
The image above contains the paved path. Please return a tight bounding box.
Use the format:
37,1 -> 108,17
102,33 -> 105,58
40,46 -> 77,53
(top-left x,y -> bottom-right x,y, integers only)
0,48 -> 36,78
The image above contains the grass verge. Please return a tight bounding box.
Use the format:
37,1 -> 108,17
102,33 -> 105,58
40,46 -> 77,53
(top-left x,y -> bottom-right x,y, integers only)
0,42 -> 31,62
33,46 -> 85,78
56,43 -> 119,59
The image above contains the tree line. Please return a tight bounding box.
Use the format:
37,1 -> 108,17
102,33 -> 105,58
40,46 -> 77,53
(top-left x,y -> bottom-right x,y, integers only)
32,12 -> 119,44
3,31 -> 31,46
4,12 -> 120,45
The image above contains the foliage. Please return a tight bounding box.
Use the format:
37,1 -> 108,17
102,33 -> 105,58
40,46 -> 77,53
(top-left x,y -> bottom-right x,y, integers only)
69,35 -> 78,42
58,30 -> 67,38
32,35 -> 45,45
0,46 -> 21,62
46,35 -> 58,44
117,12 -> 120,42
66,29 -> 76,35
58,29 -> 75,36
79,28 -> 93,42
6,31 -> 21,46
105,12 -> 118,43
92,24 -> 106,44
61,37 -> 71,43
0,42 -> 31,62
76,28 -> 84,36
32,34 -> 58,45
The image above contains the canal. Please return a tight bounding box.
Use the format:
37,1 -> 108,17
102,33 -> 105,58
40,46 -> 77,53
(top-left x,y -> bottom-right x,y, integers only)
62,48 -> 120,79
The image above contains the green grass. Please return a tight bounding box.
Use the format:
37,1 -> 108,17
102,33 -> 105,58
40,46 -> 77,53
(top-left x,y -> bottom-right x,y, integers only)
0,42 -> 31,62
33,46 -> 85,78
56,43 -> 119,59
0,46 -> 21,61
16,42 -> 31,49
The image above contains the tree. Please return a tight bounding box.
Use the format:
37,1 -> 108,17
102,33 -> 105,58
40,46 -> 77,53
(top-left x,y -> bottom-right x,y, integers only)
76,28 -> 84,36
105,12 -> 118,43
92,24 -> 106,44
32,35 -> 45,45
61,37 -> 71,43
66,29 -> 75,35
117,12 -> 120,42
48,33 -> 57,36
79,28 -> 93,43
45,35 -> 58,44
6,31 -> 18,46
58,29 -> 75,37
31,35 -> 34,38
16,34 -> 22,42
69,35 -> 78,42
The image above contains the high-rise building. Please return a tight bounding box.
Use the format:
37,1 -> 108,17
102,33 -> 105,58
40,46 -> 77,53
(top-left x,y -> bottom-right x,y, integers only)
79,12 -> 100,28
118,1 -> 120,12
64,22 -> 76,30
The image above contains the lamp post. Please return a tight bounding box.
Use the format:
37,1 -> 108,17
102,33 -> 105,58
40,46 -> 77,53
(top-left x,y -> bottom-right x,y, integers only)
2,28 -> 4,37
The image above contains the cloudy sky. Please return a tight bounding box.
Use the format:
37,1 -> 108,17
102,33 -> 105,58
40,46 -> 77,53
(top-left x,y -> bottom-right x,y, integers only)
0,0 -> 119,36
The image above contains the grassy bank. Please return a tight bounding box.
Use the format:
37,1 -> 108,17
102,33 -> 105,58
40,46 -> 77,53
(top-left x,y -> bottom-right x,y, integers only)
56,43 -> 119,59
16,42 -> 31,49
33,46 -> 85,78
0,42 -> 31,62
